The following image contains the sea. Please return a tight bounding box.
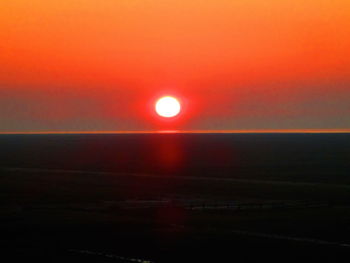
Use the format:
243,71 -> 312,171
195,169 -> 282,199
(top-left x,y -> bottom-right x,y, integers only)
0,132 -> 349,184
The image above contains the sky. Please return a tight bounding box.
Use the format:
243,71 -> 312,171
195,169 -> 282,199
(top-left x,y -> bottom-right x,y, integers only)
0,0 -> 350,132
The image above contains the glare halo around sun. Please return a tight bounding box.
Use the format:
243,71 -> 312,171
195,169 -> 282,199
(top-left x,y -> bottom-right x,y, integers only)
155,96 -> 181,118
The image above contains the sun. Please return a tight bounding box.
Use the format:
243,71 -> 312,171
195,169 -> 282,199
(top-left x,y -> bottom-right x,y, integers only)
155,96 -> 181,118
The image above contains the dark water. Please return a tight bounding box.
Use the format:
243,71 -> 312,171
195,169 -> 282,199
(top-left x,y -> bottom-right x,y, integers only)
1,133 -> 350,262
0,133 -> 349,184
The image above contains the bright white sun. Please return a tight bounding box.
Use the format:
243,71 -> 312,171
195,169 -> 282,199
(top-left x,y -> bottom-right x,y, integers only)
155,96 -> 181,118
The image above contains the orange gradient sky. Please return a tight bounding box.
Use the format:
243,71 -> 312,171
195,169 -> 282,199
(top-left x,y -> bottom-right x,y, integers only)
0,0 -> 350,131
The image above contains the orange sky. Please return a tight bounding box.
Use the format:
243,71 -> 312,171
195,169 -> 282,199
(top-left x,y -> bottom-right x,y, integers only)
0,0 -> 350,131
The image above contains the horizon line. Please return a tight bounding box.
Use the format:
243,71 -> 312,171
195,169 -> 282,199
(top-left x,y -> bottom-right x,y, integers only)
0,129 -> 350,135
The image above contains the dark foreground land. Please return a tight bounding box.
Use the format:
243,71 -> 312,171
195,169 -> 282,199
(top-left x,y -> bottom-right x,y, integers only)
0,133 -> 350,262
